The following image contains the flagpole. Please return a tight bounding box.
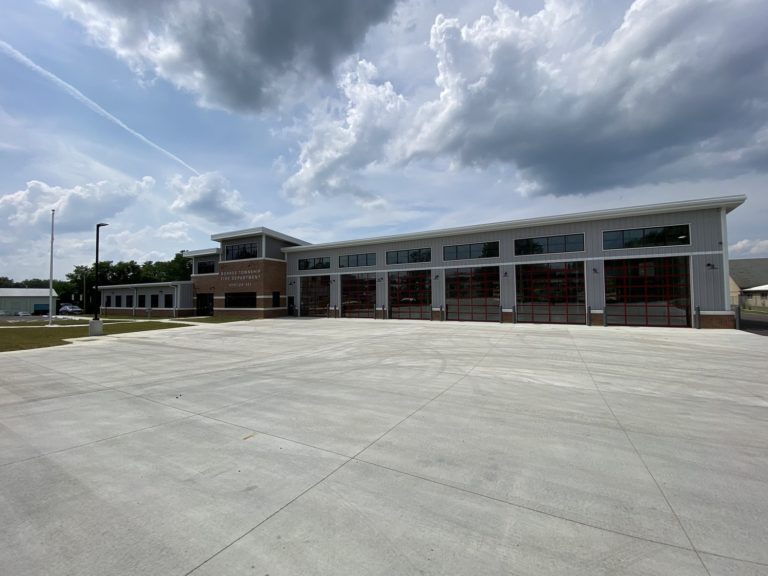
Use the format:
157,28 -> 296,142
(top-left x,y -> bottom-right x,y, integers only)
48,209 -> 55,327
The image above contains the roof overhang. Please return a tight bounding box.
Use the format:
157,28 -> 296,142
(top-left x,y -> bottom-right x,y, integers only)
211,226 -> 309,246
182,248 -> 219,258
97,281 -> 193,290
282,195 -> 747,253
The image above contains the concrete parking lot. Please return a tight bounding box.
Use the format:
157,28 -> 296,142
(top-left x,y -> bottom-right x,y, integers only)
1,319 -> 766,575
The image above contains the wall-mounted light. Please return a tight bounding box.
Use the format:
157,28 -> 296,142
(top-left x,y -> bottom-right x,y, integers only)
377,277 -> 384,282
503,271 -> 508,277
592,267 -> 598,274
434,273 -> 440,279
288,280 -> 295,286
706,262 -> 718,270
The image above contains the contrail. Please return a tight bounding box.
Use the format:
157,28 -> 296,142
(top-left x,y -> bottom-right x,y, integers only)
0,39 -> 200,176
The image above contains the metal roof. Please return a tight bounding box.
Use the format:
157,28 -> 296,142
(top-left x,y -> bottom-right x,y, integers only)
210,226 -> 309,245
0,288 -> 58,298
282,195 -> 747,253
182,248 -> 220,258
97,281 -> 193,290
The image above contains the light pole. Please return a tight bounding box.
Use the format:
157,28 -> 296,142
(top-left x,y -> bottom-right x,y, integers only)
93,222 -> 108,321
48,209 -> 55,327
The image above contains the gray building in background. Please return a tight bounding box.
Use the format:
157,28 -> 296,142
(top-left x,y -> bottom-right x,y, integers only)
282,195 -> 744,328
0,288 -> 58,315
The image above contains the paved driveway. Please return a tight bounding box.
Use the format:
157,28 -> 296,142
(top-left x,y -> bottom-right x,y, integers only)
1,319 -> 766,575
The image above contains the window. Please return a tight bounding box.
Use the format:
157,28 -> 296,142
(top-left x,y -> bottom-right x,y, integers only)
444,241 -> 499,261
138,294 -> 146,308
515,234 -> 584,255
105,295 -> 111,307
115,295 -> 122,308
603,225 -> 690,250
126,295 -> 133,308
225,292 -> 257,308
150,294 -> 159,308
197,260 -> 215,274
224,242 -> 258,261
386,248 -> 431,265
339,253 -> 376,268
164,294 -> 173,308
298,257 -> 331,270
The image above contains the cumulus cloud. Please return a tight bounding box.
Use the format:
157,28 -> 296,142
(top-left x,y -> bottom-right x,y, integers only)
169,171 -> 246,225
287,0 -> 768,199
48,0 -> 398,112
156,221 -> 191,241
730,239 -> 768,258
282,60 -> 406,204
0,176 -> 154,235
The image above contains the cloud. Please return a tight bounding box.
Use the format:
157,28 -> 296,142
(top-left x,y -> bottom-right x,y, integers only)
48,0 -> 398,112
0,176 -> 154,236
282,60 -> 406,205
156,221 -> 191,241
286,0 -> 768,200
169,172 -> 246,225
730,239 -> 768,258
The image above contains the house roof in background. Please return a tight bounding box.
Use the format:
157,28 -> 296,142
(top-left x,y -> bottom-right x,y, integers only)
729,258 -> 768,289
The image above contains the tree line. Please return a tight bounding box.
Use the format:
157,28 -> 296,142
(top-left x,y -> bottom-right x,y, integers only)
1,253 -> 191,314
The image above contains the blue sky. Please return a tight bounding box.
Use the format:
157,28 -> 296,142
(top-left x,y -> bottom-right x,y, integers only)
1,0 -> 767,280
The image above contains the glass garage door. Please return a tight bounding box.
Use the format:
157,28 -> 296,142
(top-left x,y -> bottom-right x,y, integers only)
445,266 -> 500,322
341,273 -> 376,318
605,257 -> 690,327
300,276 -> 330,317
388,270 -> 431,320
516,262 -> 586,324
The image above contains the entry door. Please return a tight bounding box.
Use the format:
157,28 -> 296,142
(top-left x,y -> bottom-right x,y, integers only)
196,293 -> 214,316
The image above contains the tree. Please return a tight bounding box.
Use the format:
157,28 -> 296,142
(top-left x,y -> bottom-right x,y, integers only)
4,253 -> 192,313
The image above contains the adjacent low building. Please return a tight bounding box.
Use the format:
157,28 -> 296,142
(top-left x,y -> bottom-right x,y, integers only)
0,288 -> 58,315
177,194 -> 745,329
98,281 -> 194,318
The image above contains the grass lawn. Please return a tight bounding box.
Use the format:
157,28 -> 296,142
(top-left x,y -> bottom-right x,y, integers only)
0,321 -> 189,352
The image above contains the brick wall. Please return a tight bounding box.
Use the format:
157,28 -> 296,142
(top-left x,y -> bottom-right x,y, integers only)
191,258 -> 288,317
700,314 -> 736,329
